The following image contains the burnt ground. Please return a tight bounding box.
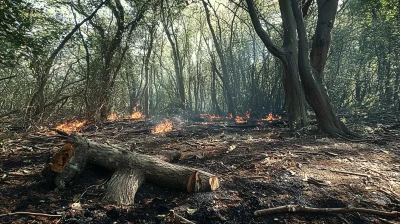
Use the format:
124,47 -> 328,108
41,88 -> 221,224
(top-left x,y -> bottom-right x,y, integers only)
0,113 -> 399,223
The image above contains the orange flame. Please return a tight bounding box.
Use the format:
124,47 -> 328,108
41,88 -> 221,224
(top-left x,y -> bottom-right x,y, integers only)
235,116 -> 247,124
129,106 -> 145,119
151,118 -> 173,134
245,110 -> 251,119
130,111 -> 144,119
107,113 -> 119,121
200,113 -> 221,121
210,114 -> 221,120
56,119 -> 87,134
262,112 -> 281,121
227,113 -> 233,119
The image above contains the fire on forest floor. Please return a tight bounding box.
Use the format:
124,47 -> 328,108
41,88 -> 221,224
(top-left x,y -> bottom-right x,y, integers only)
0,116 -> 399,223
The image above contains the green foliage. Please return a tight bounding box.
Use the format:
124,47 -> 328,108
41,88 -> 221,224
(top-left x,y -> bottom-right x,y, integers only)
1,0 -> 399,121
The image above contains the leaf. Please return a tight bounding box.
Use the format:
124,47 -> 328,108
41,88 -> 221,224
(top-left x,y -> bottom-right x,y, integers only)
187,208 -> 197,215
226,144 -> 236,153
73,194 -> 80,201
71,202 -> 81,210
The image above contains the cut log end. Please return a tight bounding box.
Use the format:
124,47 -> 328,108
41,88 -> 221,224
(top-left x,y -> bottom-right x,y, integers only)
187,171 -> 220,192
209,176 -> 220,190
50,143 -> 75,172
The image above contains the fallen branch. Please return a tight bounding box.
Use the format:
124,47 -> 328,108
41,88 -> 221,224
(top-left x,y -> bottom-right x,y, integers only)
330,169 -> 371,178
0,212 -> 62,218
254,205 -> 400,217
169,210 -> 196,224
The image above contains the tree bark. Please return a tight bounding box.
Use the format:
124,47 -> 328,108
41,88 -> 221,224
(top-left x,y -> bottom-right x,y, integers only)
42,134 -> 220,205
143,24 -> 156,117
203,0 -> 236,117
246,0 -> 308,130
290,0 -> 358,138
161,1 -> 186,110
26,1 -> 106,118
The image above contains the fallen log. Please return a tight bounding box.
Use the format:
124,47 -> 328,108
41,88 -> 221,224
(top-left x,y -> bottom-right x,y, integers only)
41,134 -> 220,205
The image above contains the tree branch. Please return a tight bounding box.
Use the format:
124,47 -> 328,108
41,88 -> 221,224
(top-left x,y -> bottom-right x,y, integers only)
254,205 -> 400,217
245,0 -> 285,59
44,0 -> 106,74
0,75 -> 16,82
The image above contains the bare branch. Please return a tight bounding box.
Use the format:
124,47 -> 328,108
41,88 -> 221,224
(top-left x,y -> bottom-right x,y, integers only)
254,205 -> 400,217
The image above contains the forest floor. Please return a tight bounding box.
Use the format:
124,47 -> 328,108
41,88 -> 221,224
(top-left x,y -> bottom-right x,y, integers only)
0,112 -> 399,223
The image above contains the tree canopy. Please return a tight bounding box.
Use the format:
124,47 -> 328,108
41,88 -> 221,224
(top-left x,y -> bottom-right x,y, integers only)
0,0 -> 399,135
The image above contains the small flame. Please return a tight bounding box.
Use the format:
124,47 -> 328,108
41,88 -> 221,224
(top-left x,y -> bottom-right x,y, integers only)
210,114 -> 221,120
130,107 -> 145,119
56,119 -> 87,134
235,116 -> 247,124
227,113 -> 233,119
151,118 -> 173,134
246,110 -> 251,119
200,113 -> 221,121
263,112 -> 281,122
131,111 -> 144,119
107,113 -> 119,121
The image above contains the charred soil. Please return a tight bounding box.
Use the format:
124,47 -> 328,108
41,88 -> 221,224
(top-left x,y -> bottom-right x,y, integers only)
1,114 -> 399,223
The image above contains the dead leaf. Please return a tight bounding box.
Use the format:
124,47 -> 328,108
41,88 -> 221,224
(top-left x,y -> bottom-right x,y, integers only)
187,208 -> 197,215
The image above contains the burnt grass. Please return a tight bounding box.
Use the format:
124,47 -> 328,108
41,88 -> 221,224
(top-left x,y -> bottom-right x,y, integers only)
1,114 -> 400,223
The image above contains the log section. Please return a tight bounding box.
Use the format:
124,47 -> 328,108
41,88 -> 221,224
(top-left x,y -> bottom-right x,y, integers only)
42,134 -> 220,205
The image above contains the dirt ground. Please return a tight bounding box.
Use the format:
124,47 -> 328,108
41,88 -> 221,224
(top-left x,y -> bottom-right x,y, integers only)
0,113 -> 399,223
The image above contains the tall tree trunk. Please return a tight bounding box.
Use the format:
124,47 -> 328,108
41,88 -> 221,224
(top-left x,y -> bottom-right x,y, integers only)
143,24 -> 156,117
290,0 -> 357,138
161,1 -> 186,110
394,52 -> 400,110
246,0 -> 308,130
202,0 -> 236,117
279,0 -> 309,129
211,61 -> 222,115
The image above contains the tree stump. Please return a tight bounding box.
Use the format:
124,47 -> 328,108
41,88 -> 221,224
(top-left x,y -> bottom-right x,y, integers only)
41,134 -> 220,205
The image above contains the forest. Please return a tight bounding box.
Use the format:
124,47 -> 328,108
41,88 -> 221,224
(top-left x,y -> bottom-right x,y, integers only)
0,0 -> 399,223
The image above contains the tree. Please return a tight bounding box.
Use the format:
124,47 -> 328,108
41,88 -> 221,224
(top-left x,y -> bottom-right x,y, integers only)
161,0 -> 187,111
202,0 -> 236,117
26,0 -> 106,118
71,0 -> 148,120
246,0 -> 357,137
245,0 -> 308,130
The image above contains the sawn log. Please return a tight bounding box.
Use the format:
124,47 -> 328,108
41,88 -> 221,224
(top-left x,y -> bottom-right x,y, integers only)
41,134 -> 220,205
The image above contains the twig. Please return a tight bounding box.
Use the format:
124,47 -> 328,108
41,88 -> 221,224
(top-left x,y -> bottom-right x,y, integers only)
0,212 -> 62,218
75,179 -> 109,203
377,188 -> 400,204
0,75 -> 16,82
254,205 -> 400,217
325,152 -> 338,156
376,217 -> 398,224
52,129 -> 69,137
330,169 -> 371,178
169,210 -> 196,224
